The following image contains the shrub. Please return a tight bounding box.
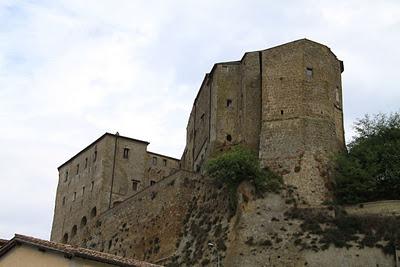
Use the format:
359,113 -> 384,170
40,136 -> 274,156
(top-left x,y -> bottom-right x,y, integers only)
205,146 -> 282,213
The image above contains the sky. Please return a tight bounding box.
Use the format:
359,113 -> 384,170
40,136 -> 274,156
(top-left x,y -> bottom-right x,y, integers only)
0,0 -> 399,240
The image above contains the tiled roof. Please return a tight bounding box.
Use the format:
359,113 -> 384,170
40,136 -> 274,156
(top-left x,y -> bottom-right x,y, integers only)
0,234 -> 162,267
0,239 -> 8,248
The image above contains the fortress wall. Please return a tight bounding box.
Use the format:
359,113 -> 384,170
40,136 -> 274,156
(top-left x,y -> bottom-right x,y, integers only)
210,63 -> 242,150
240,51 -> 262,152
79,170 -> 201,263
104,136 -> 148,207
259,40 -> 345,205
192,75 -> 211,170
51,137 -> 109,242
345,200 -> 400,216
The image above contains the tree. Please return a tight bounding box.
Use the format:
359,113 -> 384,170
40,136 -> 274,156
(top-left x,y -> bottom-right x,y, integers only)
333,112 -> 400,204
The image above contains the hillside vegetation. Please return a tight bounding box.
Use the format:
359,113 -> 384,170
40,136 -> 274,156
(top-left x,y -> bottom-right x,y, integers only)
333,112 -> 400,204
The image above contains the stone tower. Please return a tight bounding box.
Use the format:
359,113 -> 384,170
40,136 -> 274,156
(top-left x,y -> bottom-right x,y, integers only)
181,39 -> 345,205
258,40 -> 345,205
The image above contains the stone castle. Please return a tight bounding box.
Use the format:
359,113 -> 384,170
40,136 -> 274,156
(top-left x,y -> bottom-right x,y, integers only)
50,39 -> 396,267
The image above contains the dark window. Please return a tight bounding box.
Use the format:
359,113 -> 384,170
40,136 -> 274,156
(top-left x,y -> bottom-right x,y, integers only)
227,99 -> 232,107
226,134 -> 232,142
163,159 -> 167,166
93,151 -> 97,162
152,157 -> 157,165
64,171 -> 68,182
132,180 -> 139,191
62,233 -> 68,243
85,158 -> 88,168
150,180 -> 156,186
123,148 -> 129,159
76,164 -> 79,174
82,186 -> 85,196
281,110 -> 284,115
73,192 -> 76,201
71,225 -> 77,237
90,207 -> 97,218
80,216 -> 87,228
62,197 -> 66,206
90,181 -> 94,191
306,67 -> 313,78
335,86 -> 340,103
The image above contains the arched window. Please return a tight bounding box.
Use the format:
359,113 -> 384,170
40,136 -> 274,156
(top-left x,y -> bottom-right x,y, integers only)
80,216 -> 87,228
90,207 -> 97,218
62,233 -> 68,243
71,225 -> 77,237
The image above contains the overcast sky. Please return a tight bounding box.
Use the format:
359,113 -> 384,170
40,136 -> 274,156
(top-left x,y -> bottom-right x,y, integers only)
0,0 -> 399,240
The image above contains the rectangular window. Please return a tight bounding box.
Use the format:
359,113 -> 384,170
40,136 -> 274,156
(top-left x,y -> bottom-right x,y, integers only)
64,171 -> 69,182
73,192 -> 76,201
227,99 -> 232,107
90,181 -> 94,191
93,151 -> 97,162
85,158 -> 88,168
132,180 -> 139,191
150,180 -> 156,186
62,197 -> 66,205
76,164 -> 79,174
152,157 -> 157,165
163,159 -> 167,167
306,67 -> 313,78
82,186 -> 85,196
123,148 -> 130,159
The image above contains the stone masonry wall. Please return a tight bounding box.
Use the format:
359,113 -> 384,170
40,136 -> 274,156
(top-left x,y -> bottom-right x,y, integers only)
79,170 -> 201,263
259,39 -> 345,205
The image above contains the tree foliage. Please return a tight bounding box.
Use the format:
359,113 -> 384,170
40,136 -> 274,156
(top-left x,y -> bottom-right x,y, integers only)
205,146 -> 282,213
333,112 -> 400,204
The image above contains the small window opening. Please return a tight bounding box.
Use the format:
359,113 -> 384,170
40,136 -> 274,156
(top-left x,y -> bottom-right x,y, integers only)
82,186 -> 85,196
93,151 -> 97,162
64,171 -> 69,182
163,159 -> 167,166
90,181 -> 94,191
73,192 -> 76,201
306,67 -> 313,78
108,240 -> 112,250
227,99 -> 232,107
71,225 -> 77,237
80,216 -> 87,228
226,134 -> 232,142
90,207 -> 97,218
123,148 -> 130,159
281,110 -> 284,115
335,86 -> 340,103
62,233 -> 68,243
200,113 -> 205,122
85,158 -> 88,169
132,180 -> 139,191
76,164 -> 79,174
150,180 -> 156,186
62,196 -> 66,206
152,157 -> 157,165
